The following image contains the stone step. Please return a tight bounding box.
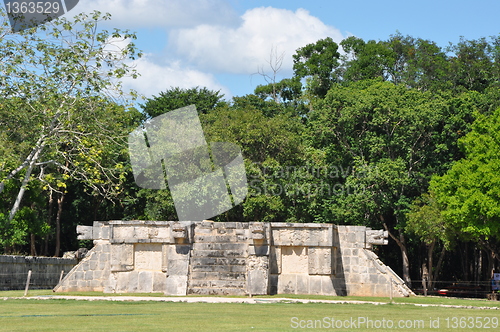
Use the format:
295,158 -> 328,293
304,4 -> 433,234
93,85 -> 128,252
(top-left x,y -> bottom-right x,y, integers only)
192,243 -> 247,251
193,235 -> 247,243
187,287 -> 247,296
188,279 -> 246,289
190,249 -> 246,258
190,272 -> 246,281
191,257 -> 246,266
190,264 -> 246,273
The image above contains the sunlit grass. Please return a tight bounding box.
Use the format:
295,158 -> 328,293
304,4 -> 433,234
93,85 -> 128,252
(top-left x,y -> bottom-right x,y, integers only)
0,298 -> 498,331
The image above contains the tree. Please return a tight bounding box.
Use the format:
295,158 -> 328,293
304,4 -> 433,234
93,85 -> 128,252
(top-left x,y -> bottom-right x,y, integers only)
142,87 -> 227,118
340,34 -> 451,91
293,37 -> 340,97
447,37 -> 498,93
340,36 -> 397,82
431,108 -> 500,278
0,10 -> 141,252
308,80 -> 475,285
406,191 -> 454,289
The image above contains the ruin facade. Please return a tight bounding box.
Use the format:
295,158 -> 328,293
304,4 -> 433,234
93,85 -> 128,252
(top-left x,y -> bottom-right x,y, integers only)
54,220 -> 414,297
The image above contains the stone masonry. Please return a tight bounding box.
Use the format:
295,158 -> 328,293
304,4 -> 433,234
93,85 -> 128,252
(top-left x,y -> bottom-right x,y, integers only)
53,221 -> 414,297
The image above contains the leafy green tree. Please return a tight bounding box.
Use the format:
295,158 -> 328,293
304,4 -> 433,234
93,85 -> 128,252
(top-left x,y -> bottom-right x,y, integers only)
0,10 -> 141,252
293,37 -> 341,97
340,36 -> 397,82
447,37 -> 499,93
308,80 -> 475,284
431,108 -> 500,277
340,34 -> 451,91
406,191 -> 454,288
142,87 -> 227,118
254,77 -> 302,105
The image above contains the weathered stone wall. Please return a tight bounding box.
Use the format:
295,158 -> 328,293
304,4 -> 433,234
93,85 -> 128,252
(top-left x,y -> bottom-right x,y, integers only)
0,255 -> 77,290
54,221 -> 413,297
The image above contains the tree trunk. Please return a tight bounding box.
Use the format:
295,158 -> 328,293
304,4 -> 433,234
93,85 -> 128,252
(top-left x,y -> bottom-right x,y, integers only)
427,239 -> 435,287
421,262 -> 428,296
43,191 -> 54,257
54,193 -> 65,257
432,245 -> 446,289
8,143 -> 45,221
384,223 -> 412,287
30,233 -> 37,256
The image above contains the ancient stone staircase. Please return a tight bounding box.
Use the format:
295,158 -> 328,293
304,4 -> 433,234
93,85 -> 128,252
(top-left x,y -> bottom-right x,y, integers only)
362,249 -> 415,297
187,222 -> 248,295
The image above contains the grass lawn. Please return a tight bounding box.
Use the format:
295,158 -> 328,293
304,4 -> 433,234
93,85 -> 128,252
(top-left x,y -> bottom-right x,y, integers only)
0,293 -> 499,331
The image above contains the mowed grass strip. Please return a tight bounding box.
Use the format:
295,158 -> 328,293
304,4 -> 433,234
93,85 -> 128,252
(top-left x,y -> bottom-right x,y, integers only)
2,290 -> 500,308
0,299 -> 499,331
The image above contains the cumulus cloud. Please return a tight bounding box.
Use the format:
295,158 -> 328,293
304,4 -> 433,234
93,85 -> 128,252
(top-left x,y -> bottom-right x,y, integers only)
71,0 -> 241,28
120,54 -> 231,99
169,7 -> 345,75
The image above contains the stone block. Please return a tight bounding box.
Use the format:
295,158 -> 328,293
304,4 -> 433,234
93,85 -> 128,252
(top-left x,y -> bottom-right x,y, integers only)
321,276 -> 335,295
115,273 -> 128,293
138,271 -> 153,292
167,259 -> 189,276
134,243 -> 162,271
89,260 -> 98,271
217,258 -> 246,266
308,247 -> 332,275
249,245 -> 269,256
152,272 -> 166,292
278,274 -> 296,294
111,226 -> 134,241
110,244 -> 134,272
165,275 -> 188,296
281,246 -> 308,274
76,225 -> 93,240
193,257 -> 217,266
75,271 -> 84,280
309,276 -> 322,295
128,271 -> 139,292
93,270 -> 102,280
90,279 -> 102,289
98,260 -> 107,270
269,246 -> 281,274
191,265 -> 217,272
296,274 -> 309,294
368,274 -> 380,284
229,265 -> 247,273
247,268 -> 268,295
219,272 -> 245,280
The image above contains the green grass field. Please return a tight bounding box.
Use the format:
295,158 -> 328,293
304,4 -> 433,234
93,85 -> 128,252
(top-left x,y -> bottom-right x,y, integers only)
0,292 -> 499,331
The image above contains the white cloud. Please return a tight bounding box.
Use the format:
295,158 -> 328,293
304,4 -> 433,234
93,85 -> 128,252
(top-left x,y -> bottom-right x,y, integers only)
71,0 -> 241,28
120,54 -> 231,99
169,7 -> 345,75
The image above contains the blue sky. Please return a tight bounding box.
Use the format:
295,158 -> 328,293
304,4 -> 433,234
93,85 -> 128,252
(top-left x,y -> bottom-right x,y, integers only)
68,0 -> 500,102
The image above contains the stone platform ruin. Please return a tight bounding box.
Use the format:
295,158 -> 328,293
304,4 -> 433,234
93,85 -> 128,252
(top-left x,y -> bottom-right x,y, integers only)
54,221 -> 414,297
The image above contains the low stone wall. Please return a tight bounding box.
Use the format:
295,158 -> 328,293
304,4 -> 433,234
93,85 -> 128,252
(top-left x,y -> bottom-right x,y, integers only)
0,255 -> 77,290
54,221 -> 414,297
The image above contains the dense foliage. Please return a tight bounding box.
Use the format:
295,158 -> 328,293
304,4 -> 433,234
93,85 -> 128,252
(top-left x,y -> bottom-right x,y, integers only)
1,11 -> 499,288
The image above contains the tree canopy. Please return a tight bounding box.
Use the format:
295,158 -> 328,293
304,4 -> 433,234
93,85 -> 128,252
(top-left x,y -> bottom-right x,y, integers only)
1,19 -> 499,286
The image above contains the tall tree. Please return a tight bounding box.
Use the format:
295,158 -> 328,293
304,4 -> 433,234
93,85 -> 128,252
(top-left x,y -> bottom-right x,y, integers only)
293,37 -> 340,97
0,10 -> 141,252
431,108 -> 500,278
142,87 -> 227,118
308,80 -> 474,285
